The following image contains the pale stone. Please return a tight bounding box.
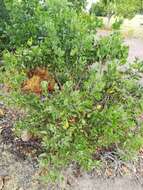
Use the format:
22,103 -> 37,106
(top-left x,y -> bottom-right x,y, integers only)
21,130 -> 32,142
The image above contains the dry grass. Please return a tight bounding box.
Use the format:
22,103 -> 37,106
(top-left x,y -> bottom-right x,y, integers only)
101,15 -> 143,39
121,15 -> 143,39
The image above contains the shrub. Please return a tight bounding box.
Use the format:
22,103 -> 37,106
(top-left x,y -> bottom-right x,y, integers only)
5,0 -> 42,48
132,59 -> 143,73
3,0 -> 126,74
3,33 -> 127,85
67,0 -> 87,12
4,0 -> 97,50
90,2 -> 107,17
93,33 -> 128,64
112,19 -> 123,30
0,0 -> 10,55
14,61 -> 143,180
3,0 -> 103,83
1,0 -> 143,182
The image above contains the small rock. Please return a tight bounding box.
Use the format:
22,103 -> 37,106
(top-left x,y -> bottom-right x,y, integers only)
0,60 -> 4,66
138,78 -> 143,87
0,170 -> 9,178
0,101 -> 4,106
118,65 -> 129,73
121,165 -> 130,175
105,168 -> 113,177
0,109 -> 5,117
89,63 -> 97,70
0,177 -> 3,190
21,130 -> 32,142
18,188 -> 23,190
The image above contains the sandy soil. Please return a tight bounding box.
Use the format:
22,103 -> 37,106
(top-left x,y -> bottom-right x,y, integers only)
0,146 -> 143,190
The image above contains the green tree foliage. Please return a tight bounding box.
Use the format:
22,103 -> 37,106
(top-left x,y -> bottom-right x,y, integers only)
0,0 -> 9,22
3,0 -> 91,49
4,0 -> 41,47
90,1 -> 107,17
67,0 -> 87,12
3,0 -> 103,82
90,0 -> 142,26
0,0 -> 9,54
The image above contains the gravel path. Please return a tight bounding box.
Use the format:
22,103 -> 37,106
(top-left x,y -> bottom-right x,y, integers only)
125,38 -> 143,62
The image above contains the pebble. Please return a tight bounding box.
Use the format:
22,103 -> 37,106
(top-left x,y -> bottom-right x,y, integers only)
0,177 -> 3,190
0,170 -> 9,178
138,78 -> 143,87
117,64 -> 130,73
0,109 -> 5,117
21,130 -> 32,142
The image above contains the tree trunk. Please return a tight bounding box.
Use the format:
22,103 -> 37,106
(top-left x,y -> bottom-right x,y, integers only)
106,10 -> 115,29
106,14 -> 112,29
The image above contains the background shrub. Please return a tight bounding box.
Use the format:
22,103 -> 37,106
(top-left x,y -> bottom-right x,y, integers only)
112,19 -> 123,30
3,0 -> 103,83
0,0 -> 10,55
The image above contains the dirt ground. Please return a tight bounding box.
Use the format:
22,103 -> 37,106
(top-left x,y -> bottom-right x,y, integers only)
125,38 -> 143,62
0,136 -> 143,190
0,142 -> 143,190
